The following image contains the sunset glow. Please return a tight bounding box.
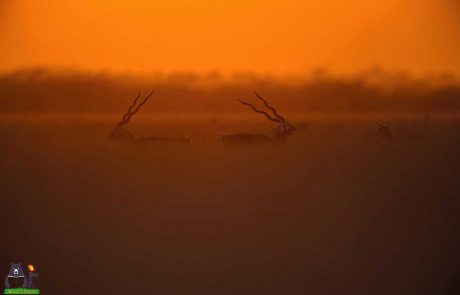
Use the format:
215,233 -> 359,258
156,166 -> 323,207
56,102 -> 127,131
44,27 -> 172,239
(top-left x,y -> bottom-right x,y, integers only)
1,1 -> 459,294
1,0 -> 459,75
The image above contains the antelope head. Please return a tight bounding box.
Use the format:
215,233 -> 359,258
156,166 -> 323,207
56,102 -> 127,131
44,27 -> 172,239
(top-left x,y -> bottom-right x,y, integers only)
238,92 -> 295,140
109,90 -> 155,141
376,122 -> 392,140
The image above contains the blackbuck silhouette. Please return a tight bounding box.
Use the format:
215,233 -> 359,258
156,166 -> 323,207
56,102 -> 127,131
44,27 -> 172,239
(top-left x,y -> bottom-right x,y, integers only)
109,90 -> 195,145
217,92 -> 295,144
376,122 -> 429,142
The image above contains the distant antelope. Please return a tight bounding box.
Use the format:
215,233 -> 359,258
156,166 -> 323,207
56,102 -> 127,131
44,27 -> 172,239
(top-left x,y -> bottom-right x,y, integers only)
217,92 -> 295,144
109,90 -> 195,144
376,122 -> 429,141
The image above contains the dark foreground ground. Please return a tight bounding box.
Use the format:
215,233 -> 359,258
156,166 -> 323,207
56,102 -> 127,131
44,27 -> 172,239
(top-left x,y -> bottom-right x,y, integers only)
0,116 -> 459,294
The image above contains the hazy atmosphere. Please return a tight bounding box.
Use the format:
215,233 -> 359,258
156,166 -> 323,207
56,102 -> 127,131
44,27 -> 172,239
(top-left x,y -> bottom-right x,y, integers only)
1,1 -> 459,295
1,0 -> 460,75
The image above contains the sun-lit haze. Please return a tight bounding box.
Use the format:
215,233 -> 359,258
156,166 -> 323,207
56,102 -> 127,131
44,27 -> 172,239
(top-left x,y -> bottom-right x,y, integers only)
1,0 -> 459,76
1,2 -> 460,295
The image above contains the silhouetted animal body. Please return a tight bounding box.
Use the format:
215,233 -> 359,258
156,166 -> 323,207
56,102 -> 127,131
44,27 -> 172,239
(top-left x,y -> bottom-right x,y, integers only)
109,90 -> 195,145
376,123 -> 429,142
217,92 -> 296,144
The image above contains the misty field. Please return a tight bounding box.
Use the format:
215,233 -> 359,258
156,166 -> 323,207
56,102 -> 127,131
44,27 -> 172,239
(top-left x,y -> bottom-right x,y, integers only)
0,114 -> 458,294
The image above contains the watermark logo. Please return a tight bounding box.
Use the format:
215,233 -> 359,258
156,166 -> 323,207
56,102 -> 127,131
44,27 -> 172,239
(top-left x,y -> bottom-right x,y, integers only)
3,263 -> 40,294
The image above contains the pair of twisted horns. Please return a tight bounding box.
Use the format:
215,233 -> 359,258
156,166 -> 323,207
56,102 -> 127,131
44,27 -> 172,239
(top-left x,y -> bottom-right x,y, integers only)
118,90 -> 284,126
117,90 -> 155,126
238,92 -> 286,123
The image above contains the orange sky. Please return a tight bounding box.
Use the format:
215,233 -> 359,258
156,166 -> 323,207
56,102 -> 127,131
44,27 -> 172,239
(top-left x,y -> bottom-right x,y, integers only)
0,0 -> 459,76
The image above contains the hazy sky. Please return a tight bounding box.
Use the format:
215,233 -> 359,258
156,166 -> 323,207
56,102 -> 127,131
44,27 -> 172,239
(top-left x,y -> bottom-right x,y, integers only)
1,0 -> 459,75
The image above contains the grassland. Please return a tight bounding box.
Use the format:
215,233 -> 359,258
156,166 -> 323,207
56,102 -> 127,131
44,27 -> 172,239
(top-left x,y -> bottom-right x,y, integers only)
0,113 -> 458,294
